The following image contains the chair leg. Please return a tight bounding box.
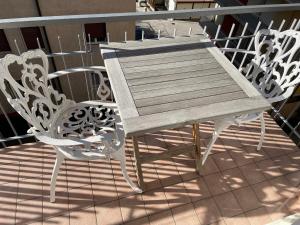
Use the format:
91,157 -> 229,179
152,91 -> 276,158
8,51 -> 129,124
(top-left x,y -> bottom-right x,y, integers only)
257,113 -> 266,151
112,147 -> 142,193
202,120 -> 231,165
50,153 -> 64,203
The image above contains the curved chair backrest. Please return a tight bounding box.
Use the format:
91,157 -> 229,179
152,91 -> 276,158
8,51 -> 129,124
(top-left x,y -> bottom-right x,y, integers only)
241,29 -> 300,103
0,50 -> 74,133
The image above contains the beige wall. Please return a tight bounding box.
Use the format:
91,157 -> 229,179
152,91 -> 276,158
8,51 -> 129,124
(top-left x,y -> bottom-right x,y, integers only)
0,0 -> 136,113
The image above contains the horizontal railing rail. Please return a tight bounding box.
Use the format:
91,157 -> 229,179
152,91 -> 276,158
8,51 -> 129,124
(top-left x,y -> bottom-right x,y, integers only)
0,4 -> 299,28
0,4 -> 299,148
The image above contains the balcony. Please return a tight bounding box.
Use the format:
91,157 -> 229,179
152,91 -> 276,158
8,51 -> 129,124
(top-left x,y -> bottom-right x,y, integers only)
0,3 -> 300,225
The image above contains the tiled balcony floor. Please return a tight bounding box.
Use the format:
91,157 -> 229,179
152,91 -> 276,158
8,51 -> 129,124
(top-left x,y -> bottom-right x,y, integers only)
0,113 -> 300,225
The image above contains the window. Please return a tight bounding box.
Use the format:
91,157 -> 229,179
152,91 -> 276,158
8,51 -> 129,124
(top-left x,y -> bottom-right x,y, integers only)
21,27 -> 45,49
85,23 -> 106,42
0,29 -> 11,52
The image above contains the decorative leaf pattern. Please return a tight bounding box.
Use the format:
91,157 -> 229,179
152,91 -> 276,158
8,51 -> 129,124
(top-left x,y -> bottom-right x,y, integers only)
241,29 -> 300,102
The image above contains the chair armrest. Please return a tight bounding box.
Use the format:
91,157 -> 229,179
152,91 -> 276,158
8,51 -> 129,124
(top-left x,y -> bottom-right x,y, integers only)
34,132 -> 113,147
48,66 -> 106,80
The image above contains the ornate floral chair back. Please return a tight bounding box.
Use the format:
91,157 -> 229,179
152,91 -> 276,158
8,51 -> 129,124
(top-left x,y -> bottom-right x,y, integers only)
241,29 -> 300,103
0,49 -> 74,136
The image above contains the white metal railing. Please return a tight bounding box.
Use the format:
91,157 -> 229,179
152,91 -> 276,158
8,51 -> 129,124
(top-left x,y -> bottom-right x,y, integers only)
0,4 -> 299,148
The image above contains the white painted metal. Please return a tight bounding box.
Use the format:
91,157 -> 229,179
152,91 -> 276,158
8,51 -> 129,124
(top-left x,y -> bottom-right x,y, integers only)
0,49 -> 142,202
203,29 -> 300,165
0,4 -> 298,29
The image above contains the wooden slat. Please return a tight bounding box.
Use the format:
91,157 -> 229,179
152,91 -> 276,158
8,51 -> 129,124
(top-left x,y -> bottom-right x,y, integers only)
123,96 -> 270,136
123,58 -> 216,73
138,91 -> 246,115
118,48 -> 207,63
133,79 -> 235,100
125,63 -> 220,80
120,52 -> 212,68
135,84 -> 241,107
130,72 -> 228,93
204,41 -> 261,97
127,66 -> 223,86
100,48 -> 138,119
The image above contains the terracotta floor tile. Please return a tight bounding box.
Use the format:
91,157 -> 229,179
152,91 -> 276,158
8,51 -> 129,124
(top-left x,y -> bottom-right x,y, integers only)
120,194 -> 147,222
68,184 -> 94,211
203,172 -> 230,196
183,177 -> 211,202
264,203 -> 290,221
148,209 -> 175,225
171,203 -> 200,225
92,179 -> 118,204
114,172 -> 139,199
16,197 -> 43,225
142,188 -> 169,215
240,163 -> 266,185
95,200 -> 123,225
284,170 -> 300,187
256,159 -> 283,179
173,154 -> 199,182
194,197 -> 222,225
0,183 -> 17,225
212,152 -> 237,171
222,167 -> 249,190
0,163 -> 19,184
42,213 -> 70,225
200,157 -> 220,176
244,144 -> 270,162
164,183 -> 191,209
252,181 -> 283,205
69,206 -> 97,225
286,195 -> 300,213
214,192 -> 243,217
233,186 -> 261,211
42,195 -> 69,220
66,165 -> 91,190
17,177 -> 43,201
273,155 -> 300,175
19,160 -> 43,180
89,160 -> 114,183
224,213 -> 251,225
142,167 -> 162,191
269,176 -> 299,200
123,216 -> 150,225
245,207 -> 272,225
155,161 -> 182,187
227,148 -> 254,167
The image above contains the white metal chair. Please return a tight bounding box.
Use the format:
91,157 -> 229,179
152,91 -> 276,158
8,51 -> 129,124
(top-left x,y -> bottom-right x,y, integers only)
0,49 -> 142,202
202,29 -> 300,165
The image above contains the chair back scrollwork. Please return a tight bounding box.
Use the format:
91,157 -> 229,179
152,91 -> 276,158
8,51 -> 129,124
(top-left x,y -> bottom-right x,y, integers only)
242,29 -> 300,103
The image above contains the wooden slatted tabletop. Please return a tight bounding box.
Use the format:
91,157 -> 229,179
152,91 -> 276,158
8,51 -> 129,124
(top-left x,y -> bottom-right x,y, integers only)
100,36 -> 270,190
100,36 -> 270,137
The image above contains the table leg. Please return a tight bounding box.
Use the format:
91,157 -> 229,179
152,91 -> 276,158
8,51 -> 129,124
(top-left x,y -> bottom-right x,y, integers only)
193,123 -> 202,174
132,136 -> 145,191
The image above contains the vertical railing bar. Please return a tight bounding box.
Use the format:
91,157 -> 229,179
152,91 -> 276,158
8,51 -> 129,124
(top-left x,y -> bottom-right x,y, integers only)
124,31 -> 127,42
36,37 -> 42,49
106,32 -> 110,44
188,27 -> 192,36
57,35 -> 74,100
142,30 -> 144,41
173,28 -> 176,38
213,25 -> 221,45
77,34 -> 91,100
157,30 -> 161,39
223,23 -> 235,53
14,39 -> 21,55
87,33 -> 96,99
278,19 -> 286,31
239,21 -> 261,70
0,102 -> 22,145
231,22 -> 248,63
